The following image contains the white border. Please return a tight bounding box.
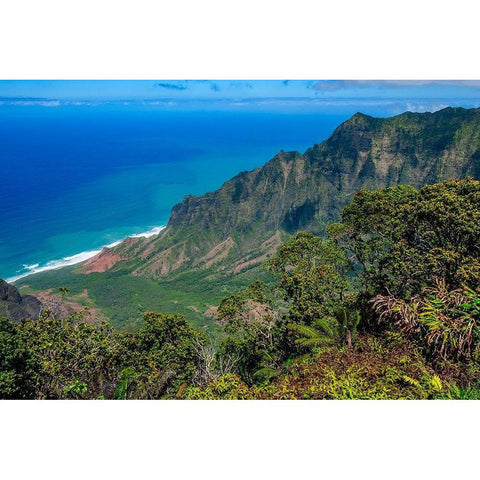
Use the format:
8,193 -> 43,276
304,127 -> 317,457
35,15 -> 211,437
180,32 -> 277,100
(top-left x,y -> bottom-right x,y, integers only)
0,0 -> 479,478
1,0 -> 479,79
1,400 -> 479,479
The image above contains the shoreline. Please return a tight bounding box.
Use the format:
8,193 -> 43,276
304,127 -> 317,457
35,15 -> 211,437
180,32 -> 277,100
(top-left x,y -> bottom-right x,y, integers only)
7,225 -> 165,283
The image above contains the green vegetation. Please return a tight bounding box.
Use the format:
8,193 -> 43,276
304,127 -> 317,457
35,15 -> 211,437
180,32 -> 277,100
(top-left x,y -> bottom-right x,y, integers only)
17,265 -> 268,332
16,107 -> 480,330
184,179 -> 479,399
184,337 -> 447,400
328,178 -> 480,299
0,310 -> 208,399
3,178 -> 479,399
373,280 -> 480,363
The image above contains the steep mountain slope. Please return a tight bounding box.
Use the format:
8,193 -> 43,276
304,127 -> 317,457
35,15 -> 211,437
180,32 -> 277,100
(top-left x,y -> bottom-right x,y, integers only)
107,107 -> 480,279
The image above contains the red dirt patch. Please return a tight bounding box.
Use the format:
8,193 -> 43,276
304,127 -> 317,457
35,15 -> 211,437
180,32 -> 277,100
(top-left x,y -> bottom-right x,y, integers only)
81,248 -> 126,274
34,288 -> 106,324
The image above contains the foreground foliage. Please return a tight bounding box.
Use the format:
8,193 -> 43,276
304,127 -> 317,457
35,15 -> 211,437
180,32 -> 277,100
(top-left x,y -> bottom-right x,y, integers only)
1,178 -> 479,399
0,311 -> 207,399
184,336 -> 449,400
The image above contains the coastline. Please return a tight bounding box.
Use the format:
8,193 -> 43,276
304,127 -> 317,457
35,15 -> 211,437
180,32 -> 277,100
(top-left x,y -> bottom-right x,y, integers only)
7,225 -> 165,283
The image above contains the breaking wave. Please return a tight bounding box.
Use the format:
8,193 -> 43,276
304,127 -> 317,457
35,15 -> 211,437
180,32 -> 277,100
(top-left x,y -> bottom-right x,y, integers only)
7,226 -> 165,283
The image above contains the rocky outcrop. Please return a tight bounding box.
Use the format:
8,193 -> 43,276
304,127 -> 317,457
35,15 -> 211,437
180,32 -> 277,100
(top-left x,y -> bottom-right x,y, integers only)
0,279 -> 43,322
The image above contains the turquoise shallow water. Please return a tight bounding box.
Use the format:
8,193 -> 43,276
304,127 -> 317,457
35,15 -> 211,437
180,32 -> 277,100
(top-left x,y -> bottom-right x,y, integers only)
0,104 -> 350,281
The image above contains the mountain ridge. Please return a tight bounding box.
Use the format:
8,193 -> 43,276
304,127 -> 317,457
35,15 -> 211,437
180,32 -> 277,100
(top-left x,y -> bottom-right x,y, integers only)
104,106 -> 480,279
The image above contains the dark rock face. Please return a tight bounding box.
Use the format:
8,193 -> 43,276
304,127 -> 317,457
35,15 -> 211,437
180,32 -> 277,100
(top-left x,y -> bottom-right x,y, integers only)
0,279 -> 43,323
0,279 -> 22,303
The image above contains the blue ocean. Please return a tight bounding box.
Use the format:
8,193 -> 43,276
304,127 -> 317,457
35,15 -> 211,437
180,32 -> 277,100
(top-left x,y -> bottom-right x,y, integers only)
0,103 -> 352,281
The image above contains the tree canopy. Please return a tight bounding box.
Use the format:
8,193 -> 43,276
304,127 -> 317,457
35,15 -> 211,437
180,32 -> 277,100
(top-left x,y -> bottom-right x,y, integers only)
328,177 -> 480,298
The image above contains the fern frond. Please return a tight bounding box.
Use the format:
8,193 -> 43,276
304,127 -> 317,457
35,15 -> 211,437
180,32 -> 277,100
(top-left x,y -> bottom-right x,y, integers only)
315,317 -> 335,337
287,323 -> 321,339
295,336 -> 334,346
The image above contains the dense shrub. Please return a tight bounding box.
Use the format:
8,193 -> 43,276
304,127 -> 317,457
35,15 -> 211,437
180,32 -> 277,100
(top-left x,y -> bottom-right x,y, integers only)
183,336 -> 448,400
0,311 -> 206,399
329,178 -> 480,299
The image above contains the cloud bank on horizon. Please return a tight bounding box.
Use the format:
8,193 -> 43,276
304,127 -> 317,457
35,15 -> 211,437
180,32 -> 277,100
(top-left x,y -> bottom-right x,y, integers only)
311,80 -> 480,91
0,80 -> 480,114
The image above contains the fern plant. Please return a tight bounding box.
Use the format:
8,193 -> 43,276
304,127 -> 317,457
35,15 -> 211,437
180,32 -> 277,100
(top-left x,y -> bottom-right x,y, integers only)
287,320 -> 335,351
334,306 -> 361,347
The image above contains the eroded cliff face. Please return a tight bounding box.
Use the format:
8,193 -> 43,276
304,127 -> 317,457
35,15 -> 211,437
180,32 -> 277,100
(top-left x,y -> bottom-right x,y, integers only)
101,107 -> 480,279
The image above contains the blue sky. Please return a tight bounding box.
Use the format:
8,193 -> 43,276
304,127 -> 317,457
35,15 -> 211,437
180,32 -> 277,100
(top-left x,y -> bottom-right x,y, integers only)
1,80 -> 480,114
1,80 -> 480,100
